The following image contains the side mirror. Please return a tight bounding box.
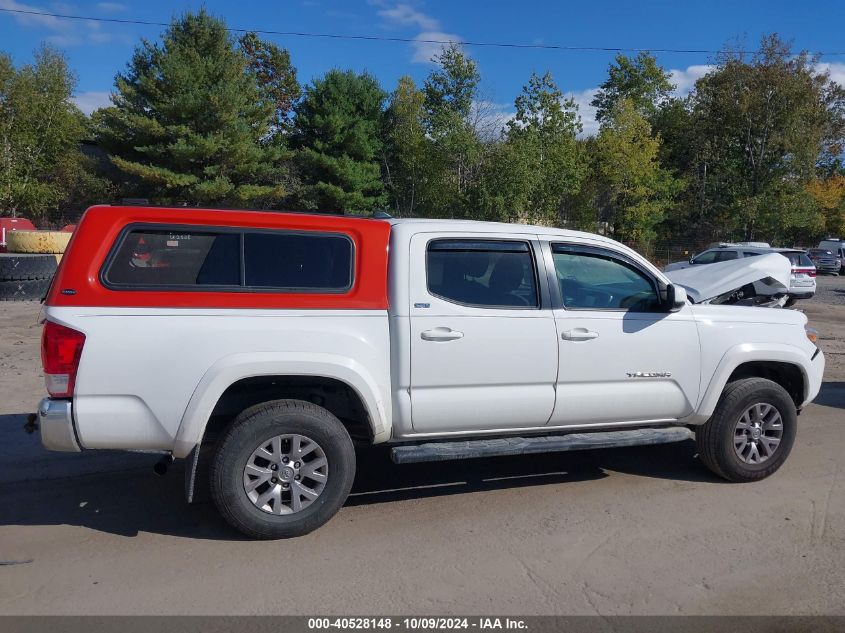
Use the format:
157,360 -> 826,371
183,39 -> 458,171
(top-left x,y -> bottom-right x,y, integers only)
665,284 -> 687,312
688,256 -> 695,264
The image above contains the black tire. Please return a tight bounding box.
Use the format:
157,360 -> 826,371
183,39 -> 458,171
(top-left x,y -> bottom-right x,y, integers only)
0,278 -> 52,301
696,377 -> 797,482
784,296 -> 797,308
0,253 -> 57,280
210,399 -> 356,539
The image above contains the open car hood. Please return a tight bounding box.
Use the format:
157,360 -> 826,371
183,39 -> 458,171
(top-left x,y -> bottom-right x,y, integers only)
665,253 -> 792,305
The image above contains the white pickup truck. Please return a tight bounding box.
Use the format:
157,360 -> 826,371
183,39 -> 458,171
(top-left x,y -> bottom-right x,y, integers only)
36,205 -> 825,538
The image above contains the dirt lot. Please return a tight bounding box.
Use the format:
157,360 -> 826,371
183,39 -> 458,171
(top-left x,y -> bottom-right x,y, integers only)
0,285 -> 843,615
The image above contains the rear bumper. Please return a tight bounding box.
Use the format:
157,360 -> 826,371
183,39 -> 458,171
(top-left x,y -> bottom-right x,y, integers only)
38,398 -> 80,452
789,290 -> 815,299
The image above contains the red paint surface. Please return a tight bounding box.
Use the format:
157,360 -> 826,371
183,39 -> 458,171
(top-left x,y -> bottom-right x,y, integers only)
0,217 -> 37,251
46,206 -> 391,310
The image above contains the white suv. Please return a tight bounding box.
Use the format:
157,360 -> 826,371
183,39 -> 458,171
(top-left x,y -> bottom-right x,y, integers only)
666,246 -> 817,302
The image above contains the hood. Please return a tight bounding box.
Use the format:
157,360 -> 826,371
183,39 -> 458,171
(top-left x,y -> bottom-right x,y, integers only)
665,253 -> 792,304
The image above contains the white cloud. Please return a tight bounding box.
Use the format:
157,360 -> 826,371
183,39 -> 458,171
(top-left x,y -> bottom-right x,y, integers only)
814,62 -> 845,88
378,4 -> 440,31
668,64 -> 714,95
96,2 -> 126,12
0,0 -> 124,46
0,0 -> 69,29
377,3 -> 438,31
73,91 -> 111,115
412,31 -> 462,64
566,88 -> 600,138
371,2 -> 460,64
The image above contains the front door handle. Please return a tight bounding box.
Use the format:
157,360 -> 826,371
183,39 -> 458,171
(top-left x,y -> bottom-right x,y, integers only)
421,327 -> 464,342
561,328 -> 599,341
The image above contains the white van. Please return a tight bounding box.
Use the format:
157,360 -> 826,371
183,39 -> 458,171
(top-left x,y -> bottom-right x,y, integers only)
819,239 -> 845,260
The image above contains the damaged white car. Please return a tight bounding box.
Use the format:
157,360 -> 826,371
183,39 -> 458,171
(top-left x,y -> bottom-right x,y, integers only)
665,253 -> 792,307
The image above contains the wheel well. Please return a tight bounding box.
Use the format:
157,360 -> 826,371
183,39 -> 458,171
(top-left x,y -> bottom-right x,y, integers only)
202,375 -> 373,446
727,361 -> 805,407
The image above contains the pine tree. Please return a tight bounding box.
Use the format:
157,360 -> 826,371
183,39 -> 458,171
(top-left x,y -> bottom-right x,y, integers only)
292,69 -> 386,213
94,10 -> 289,206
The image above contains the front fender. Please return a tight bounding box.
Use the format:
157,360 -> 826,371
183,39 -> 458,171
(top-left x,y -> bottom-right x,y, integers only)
172,352 -> 390,458
683,342 -> 817,425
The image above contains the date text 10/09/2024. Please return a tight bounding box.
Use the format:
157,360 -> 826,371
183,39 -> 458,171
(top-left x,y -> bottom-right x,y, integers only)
307,618 -> 529,630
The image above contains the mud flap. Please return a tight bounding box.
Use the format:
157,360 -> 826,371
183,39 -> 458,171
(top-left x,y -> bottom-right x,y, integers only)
184,442 -> 214,503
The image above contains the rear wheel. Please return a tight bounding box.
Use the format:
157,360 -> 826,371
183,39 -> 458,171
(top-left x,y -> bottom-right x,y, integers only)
696,377 -> 797,482
210,399 -> 356,539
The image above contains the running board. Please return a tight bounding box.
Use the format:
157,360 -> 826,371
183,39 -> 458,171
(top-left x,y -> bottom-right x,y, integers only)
390,427 -> 693,464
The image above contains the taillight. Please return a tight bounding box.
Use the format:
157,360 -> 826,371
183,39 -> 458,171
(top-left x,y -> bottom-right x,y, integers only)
41,321 -> 85,398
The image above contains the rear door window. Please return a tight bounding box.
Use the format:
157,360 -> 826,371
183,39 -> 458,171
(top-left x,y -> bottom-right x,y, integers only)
426,239 -> 539,308
692,251 -> 717,264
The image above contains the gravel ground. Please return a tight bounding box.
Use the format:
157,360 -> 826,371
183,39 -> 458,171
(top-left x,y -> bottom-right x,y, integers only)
805,273 -> 845,306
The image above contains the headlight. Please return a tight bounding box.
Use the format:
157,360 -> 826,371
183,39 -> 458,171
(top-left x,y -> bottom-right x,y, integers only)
805,326 -> 819,344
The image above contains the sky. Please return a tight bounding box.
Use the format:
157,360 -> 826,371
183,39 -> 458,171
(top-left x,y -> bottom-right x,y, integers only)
1,0 -> 845,136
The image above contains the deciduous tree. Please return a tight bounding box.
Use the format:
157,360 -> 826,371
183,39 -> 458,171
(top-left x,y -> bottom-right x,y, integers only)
592,99 -> 683,243
0,46 -> 96,219
423,44 -> 483,216
591,52 -> 675,123
382,75 -> 430,216
478,71 -> 585,225
687,34 -> 845,241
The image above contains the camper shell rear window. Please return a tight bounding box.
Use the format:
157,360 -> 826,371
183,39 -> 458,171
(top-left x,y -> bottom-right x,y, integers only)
101,224 -> 354,293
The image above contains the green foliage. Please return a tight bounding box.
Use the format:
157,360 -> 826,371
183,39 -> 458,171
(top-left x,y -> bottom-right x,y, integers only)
239,32 -> 301,130
807,174 -> 845,236
0,46 -> 100,219
94,10 -> 288,207
478,72 -> 586,225
292,69 -> 387,213
382,75 -> 431,215
683,34 -> 845,242
591,99 -> 684,243
422,44 -> 483,217
591,52 -> 675,123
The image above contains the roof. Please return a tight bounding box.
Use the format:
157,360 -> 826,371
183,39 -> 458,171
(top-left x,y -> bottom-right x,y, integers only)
387,216 -> 616,241
711,245 -> 806,254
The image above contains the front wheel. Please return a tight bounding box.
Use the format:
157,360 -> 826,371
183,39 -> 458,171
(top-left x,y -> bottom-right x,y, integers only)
696,377 -> 797,482
210,400 -> 356,539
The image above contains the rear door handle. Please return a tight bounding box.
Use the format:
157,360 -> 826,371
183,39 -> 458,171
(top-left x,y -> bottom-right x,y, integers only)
561,328 -> 599,341
421,327 -> 464,342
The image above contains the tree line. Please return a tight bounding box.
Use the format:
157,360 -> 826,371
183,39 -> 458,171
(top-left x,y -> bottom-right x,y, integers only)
2,9 -> 844,252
